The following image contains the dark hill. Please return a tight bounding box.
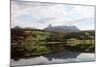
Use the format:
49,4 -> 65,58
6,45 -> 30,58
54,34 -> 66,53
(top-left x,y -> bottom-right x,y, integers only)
44,24 -> 80,32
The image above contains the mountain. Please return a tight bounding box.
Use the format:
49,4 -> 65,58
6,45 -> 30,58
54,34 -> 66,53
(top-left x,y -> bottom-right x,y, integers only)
44,24 -> 80,32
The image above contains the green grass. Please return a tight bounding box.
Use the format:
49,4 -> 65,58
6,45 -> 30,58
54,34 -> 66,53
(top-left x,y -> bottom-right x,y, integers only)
11,29 -> 95,59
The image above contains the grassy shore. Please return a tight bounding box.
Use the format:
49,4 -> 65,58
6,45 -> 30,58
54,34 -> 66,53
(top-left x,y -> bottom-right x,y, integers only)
11,28 -> 95,60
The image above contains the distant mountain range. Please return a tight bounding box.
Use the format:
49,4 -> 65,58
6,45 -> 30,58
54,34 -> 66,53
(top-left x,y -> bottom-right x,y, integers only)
44,24 -> 80,32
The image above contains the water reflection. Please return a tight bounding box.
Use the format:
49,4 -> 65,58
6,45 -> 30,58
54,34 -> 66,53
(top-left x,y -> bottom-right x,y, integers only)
44,51 -> 81,61
11,52 -> 95,66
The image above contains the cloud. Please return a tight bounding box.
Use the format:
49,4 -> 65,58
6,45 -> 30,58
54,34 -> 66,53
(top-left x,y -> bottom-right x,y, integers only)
11,0 -> 95,30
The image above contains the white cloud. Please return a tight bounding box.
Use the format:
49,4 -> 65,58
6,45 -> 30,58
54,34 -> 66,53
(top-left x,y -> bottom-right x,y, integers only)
11,0 -> 95,30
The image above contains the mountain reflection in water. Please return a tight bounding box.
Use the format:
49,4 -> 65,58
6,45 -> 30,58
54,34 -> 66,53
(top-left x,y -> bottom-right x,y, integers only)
11,51 -> 95,66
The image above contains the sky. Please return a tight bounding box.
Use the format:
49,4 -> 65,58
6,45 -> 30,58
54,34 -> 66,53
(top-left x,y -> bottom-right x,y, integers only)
11,0 -> 95,30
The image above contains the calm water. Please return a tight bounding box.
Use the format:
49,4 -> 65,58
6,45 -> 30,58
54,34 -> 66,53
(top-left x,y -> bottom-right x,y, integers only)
11,52 -> 95,66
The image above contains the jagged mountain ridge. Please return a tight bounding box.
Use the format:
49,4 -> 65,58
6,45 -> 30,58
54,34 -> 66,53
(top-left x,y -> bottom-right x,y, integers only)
44,24 -> 80,32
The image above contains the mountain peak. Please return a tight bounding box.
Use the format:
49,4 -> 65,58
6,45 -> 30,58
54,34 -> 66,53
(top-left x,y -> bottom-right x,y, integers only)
47,24 -> 53,28
44,25 -> 80,32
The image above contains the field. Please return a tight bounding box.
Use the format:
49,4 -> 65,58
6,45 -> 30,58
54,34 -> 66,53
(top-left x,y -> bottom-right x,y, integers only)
11,28 -> 95,60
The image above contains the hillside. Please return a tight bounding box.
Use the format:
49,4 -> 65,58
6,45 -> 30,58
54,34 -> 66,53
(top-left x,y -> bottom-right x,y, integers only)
11,28 -> 95,60
44,24 -> 80,32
